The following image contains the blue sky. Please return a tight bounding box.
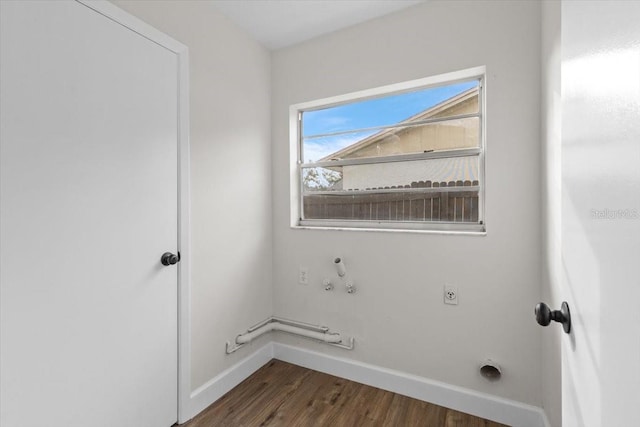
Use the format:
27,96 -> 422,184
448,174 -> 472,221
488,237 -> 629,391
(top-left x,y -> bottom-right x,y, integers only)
302,80 -> 477,162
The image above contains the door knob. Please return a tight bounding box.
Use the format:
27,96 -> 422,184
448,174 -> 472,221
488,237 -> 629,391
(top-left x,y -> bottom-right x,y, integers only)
535,301 -> 571,334
161,252 -> 180,266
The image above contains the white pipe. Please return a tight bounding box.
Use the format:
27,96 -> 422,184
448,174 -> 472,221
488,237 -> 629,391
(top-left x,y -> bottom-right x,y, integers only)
235,321 -> 342,345
275,323 -> 342,343
334,257 -> 346,277
235,322 -> 276,344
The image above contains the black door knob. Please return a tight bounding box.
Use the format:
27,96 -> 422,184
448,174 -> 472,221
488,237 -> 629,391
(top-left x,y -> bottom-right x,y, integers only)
535,301 -> 571,334
161,252 -> 180,266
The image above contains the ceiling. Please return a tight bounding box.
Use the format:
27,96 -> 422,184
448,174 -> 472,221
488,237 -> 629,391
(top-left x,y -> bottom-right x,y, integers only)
211,0 -> 426,50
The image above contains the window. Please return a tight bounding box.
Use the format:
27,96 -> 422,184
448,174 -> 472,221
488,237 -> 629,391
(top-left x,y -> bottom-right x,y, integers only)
290,67 -> 485,232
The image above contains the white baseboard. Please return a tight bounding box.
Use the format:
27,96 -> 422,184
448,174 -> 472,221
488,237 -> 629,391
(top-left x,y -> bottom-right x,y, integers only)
272,342 -> 548,427
187,341 -> 548,427
188,342 -> 274,419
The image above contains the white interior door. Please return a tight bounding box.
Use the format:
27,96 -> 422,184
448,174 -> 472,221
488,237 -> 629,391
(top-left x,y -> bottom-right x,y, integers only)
561,1 -> 640,426
1,1 -> 180,426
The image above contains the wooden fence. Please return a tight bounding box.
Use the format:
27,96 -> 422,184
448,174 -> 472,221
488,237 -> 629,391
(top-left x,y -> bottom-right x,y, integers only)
303,180 -> 479,223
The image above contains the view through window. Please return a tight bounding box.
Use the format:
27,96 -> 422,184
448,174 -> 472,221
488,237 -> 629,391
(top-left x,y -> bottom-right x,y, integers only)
294,72 -> 485,232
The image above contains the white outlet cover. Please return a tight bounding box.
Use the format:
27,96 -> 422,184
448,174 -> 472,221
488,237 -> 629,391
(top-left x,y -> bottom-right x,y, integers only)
444,284 -> 458,305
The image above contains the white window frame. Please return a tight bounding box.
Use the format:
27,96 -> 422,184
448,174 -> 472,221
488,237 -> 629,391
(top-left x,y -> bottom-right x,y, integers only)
289,66 -> 486,234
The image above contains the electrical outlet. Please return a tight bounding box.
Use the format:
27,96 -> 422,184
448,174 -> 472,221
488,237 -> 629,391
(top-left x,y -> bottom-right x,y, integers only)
444,285 -> 458,305
298,266 -> 309,285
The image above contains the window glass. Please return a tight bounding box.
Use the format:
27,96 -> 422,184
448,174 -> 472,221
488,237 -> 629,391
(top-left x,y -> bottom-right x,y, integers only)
302,80 -> 478,138
294,72 -> 484,231
303,117 -> 480,162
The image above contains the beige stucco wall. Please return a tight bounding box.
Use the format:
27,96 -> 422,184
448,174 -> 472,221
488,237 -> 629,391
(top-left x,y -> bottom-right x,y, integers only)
344,95 -> 478,159
340,94 -> 479,189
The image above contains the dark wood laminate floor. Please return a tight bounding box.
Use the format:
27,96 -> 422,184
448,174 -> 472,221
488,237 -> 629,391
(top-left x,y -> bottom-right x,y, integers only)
179,360 -> 508,427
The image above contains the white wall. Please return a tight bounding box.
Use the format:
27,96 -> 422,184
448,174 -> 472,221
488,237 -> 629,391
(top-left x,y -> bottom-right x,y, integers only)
540,1 -> 562,425
112,1 -> 273,392
272,0 -> 542,406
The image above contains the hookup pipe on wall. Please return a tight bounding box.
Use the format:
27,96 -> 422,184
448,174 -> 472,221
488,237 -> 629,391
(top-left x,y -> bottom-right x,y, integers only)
236,322 -> 342,344
225,317 -> 354,354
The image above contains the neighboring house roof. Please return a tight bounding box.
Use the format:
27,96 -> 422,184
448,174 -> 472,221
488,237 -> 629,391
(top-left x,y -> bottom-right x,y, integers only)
319,86 -> 478,161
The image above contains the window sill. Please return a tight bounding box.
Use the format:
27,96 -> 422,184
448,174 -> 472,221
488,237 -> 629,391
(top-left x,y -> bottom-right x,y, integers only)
292,222 -> 486,236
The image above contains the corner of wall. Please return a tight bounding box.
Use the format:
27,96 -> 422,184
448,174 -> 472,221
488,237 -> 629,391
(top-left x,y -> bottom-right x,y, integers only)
112,0 -> 274,397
